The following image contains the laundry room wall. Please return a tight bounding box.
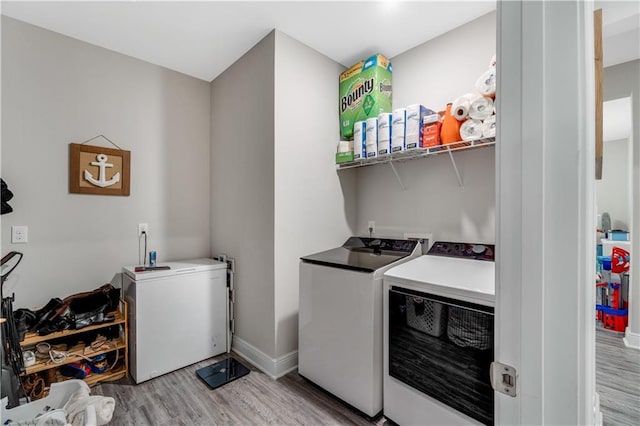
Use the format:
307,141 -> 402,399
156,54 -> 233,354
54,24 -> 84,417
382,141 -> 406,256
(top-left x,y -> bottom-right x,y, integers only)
273,30 -> 357,358
355,11 -> 497,244
210,32 -> 277,358
1,16 -> 212,309
596,138 -> 631,230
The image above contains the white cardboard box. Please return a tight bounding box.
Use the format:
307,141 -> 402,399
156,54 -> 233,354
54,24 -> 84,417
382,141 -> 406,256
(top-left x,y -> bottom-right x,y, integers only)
377,113 -> 392,155
366,117 -> 378,158
353,120 -> 367,160
405,104 -> 433,150
391,108 -> 406,153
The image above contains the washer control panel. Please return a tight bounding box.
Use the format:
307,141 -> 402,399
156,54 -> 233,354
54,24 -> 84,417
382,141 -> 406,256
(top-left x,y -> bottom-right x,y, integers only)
428,241 -> 495,261
344,237 -> 418,254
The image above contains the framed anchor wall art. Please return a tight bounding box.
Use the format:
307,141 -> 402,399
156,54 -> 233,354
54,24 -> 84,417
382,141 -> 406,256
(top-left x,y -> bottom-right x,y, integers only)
69,138 -> 130,196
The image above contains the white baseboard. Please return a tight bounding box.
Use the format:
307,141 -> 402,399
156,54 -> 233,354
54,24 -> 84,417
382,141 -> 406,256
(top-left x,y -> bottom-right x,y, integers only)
594,392 -> 603,426
623,328 -> 640,350
232,335 -> 298,379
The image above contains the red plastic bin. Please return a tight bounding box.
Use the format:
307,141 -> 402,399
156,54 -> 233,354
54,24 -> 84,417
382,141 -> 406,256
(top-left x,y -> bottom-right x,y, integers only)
596,305 -> 628,332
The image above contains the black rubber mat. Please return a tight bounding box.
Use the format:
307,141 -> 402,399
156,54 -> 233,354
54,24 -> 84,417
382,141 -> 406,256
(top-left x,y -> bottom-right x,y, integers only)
196,357 -> 250,390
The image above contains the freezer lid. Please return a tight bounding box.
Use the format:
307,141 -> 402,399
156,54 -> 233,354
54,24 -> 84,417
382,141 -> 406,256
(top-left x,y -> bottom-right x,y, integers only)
123,258 -> 226,281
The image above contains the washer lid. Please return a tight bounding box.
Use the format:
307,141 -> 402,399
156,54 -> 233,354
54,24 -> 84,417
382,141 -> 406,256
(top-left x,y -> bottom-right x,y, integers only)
300,237 -> 418,273
384,255 -> 495,305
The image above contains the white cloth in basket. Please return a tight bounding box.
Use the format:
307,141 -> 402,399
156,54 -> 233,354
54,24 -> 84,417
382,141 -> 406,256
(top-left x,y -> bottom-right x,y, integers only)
63,386 -> 114,426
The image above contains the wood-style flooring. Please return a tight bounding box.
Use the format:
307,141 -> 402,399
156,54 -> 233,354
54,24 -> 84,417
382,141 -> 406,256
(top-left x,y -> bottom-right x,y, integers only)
596,328 -> 640,426
93,353 -> 385,426
93,330 -> 639,425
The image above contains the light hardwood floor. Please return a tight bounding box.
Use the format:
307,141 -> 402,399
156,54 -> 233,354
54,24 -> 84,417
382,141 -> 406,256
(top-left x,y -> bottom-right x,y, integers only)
93,331 -> 639,426
596,328 -> 640,426
93,353 -> 386,426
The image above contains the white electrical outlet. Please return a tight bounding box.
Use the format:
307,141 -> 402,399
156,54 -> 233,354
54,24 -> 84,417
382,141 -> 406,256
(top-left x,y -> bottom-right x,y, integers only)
11,226 -> 28,243
138,223 -> 149,236
368,221 -> 375,235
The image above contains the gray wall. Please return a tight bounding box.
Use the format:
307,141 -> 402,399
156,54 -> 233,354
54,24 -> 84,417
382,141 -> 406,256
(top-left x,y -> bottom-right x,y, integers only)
210,30 -> 357,360
604,60 -> 639,137
210,32 -> 276,357
356,12 -> 496,243
273,31 -> 356,357
596,138 -> 630,230
1,17 -> 211,309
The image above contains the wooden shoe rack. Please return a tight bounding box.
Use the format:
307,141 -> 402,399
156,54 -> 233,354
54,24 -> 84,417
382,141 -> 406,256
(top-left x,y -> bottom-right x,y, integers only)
19,299 -> 128,399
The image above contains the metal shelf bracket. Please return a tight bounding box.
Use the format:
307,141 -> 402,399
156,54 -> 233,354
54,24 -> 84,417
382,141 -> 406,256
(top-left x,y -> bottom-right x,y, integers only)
447,148 -> 464,189
388,161 -> 406,191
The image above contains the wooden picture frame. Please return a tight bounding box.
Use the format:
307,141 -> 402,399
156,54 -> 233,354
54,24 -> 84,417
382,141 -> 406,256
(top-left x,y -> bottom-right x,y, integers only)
69,143 -> 130,196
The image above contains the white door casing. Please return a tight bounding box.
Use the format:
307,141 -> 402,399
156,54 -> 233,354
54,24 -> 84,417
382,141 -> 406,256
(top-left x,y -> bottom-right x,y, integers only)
496,1 -> 597,424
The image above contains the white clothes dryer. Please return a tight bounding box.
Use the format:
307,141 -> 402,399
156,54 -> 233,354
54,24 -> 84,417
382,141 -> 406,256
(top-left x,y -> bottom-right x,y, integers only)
383,242 -> 496,425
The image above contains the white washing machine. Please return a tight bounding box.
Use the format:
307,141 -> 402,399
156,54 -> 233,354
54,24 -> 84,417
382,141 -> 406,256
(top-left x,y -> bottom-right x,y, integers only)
298,237 -> 421,417
383,242 -> 496,425
123,258 -> 228,383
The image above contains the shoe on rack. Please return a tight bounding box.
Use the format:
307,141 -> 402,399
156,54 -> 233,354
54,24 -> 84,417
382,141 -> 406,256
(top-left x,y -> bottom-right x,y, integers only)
29,298 -> 63,332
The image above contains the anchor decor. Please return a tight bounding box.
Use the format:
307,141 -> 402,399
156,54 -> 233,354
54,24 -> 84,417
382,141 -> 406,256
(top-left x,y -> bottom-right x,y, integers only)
69,138 -> 130,196
84,154 -> 120,188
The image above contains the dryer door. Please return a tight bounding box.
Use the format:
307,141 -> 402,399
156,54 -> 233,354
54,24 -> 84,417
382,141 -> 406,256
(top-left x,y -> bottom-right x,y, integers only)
388,286 -> 495,425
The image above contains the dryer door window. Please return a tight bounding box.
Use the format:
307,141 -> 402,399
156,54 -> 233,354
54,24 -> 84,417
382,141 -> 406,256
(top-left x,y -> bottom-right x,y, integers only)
388,287 -> 495,425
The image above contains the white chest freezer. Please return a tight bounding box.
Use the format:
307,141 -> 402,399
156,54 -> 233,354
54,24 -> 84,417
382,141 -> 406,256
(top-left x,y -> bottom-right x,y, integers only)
122,258 -> 228,383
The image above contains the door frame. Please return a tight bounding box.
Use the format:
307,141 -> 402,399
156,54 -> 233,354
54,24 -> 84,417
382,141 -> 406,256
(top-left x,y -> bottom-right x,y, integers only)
495,1 -> 597,424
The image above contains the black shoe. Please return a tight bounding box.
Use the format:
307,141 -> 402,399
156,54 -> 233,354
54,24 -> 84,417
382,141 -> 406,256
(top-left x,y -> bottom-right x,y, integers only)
12,309 -> 33,341
29,298 -> 63,332
37,316 -> 71,336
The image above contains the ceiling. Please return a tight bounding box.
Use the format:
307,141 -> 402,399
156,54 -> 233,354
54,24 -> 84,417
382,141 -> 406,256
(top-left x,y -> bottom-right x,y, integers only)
596,0 -> 640,67
1,1 -> 638,82
1,1 -> 496,81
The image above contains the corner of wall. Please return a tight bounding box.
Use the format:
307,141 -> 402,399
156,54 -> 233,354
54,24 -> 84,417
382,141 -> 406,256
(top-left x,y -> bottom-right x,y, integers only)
209,30 -> 276,359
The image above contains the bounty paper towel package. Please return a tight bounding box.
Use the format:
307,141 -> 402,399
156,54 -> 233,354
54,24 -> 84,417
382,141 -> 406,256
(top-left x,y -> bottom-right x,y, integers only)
405,104 -> 435,150
377,113 -> 392,155
339,54 -> 392,139
366,117 -> 378,158
353,121 -> 367,160
391,108 -> 406,153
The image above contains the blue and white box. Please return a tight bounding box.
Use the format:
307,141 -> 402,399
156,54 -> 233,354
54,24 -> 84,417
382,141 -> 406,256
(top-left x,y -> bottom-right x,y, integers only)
366,117 -> 378,158
391,108 -> 406,153
353,121 -> 367,160
377,113 -> 392,155
405,104 -> 435,150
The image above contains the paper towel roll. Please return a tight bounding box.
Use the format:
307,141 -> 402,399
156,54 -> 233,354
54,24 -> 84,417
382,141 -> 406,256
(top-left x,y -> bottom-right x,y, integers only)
489,54 -> 497,69
476,68 -> 496,97
482,115 -> 496,138
460,119 -> 483,141
451,94 -> 474,121
469,95 -> 494,120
